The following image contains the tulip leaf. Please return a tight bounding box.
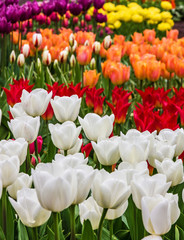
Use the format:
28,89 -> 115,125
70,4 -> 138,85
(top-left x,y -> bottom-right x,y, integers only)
81,220 -> 95,240
175,226 -> 180,240
47,139 -> 56,163
58,220 -> 65,240
114,229 -> 131,240
27,62 -> 34,84
6,197 -> 14,240
102,227 -> 119,240
0,225 -> 5,240
18,220 -> 29,240
46,67 -> 55,85
177,225 -> 184,239
47,226 -> 55,240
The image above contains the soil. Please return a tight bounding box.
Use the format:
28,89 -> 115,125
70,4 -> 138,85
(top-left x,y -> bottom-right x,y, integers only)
173,21 -> 184,38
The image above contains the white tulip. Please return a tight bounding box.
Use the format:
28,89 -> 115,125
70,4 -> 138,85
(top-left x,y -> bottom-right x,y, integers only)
8,116 -> 40,144
9,188 -> 51,227
78,113 -> 114,142
59,138 -> 82,155
32,165 -> 77,212
157,128 -> 184,157
9,103 -> 28,118
155,158 -> 184,186
51,95 -> 81,123
148,139 -> 175,167
7,173 -> 32,199
0,154 -> 20,187
32,33 -> 42,48
17,54 -> 25,67
105,201 -> 128,220
131,174 -> 171,209
10,50 -> 16,64
54,153 -> 88,168
92,138 -> 120,166
49,121 -> 81,150
0,138 -> 28,165
79,196 -> 102,230
92,169 -> 131,209
141,193 -> 180,235
22,44 -> 30,58
141,235 -> 163,240
42,50 -> 51,66
21,89 -> 52,117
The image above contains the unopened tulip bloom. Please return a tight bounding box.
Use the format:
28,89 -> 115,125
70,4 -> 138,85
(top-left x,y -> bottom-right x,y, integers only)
59,138 -> 82,156
142,235 -> 163,240
70,54 -> 76,67
17,54 -> 25,67
155,158 -> 183,187
146,60 -> 161,82
10,50 -> 16,64
55,153 -> 88,168
49,121 -> 81,150
58,50 -> 68,64
8,116 -> 40,144
9,188 -> 51,227
78,113 -> 114,142
131,174 -> 171,209
157,128 -> 184,157
0,138 -> 28,165
141,193 -> 180,235
0,154 -> 20,187
93,41 -> 101,54
83,70 -> 100,88
92,138 -> 120,166
21,89 -> 52,117
92,169 -> 131,209
32,164 -> 77,212
32,33 -> 42,48
22,44 -> 30,58
9,102 -> 28,118
51,95 -> 81,123
103,35 -> 112,50
69,33 -> 75,47
79,196 -> 102,230
7,173 -> 32,199
42,50 -> 51,66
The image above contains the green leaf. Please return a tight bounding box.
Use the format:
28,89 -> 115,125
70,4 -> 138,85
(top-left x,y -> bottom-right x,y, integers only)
18,220 -> 29,240
27,62 -> 34,83
46,67 -> 55,85
6,197 -> 15,240
81,220 -> 95,240
47,139 -> 56,163
177,225 -> 184,240
114,229 -> 131,240
47,226 -> 55,240
0,225 -> 5,240
175,226 -> 180,240
58,220 -> 65,240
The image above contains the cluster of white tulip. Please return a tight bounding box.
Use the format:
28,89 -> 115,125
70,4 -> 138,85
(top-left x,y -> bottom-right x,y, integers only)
0,88 -> 183,240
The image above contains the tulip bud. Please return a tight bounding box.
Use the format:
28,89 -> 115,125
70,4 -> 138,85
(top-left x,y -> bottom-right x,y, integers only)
90,58 -> 96,70
53,59 -> 58,69
73,17 -> 78,24
17,54 -> 25,67
93,41 -> 101,55
42,50 -> 51,66
32,33 -> 42,48
10,50 -> 16,64
70,54 -> 76,68
36,58 -> 41,73
84,40 -> 90,46
69,33 -> 75,47
59,50 -> 68,64
103,35 -> 112,50
70,40 -> 78,53
22,44 -> 30,58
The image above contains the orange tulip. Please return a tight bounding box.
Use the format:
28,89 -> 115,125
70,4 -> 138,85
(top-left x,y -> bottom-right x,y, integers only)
166,29 -> 179,41
100,43 -> 107,58
146,60 -> 161,82
165,54 -> 177,72
76,45 -> 92,65
114,34 -> 125,45
131,32 -> 144,45
143,29 -> 156,44
108,62 -> 130,85
10,31 -> 19,45
101,60 -> 113,78
160,62 -> 174,79
83,70 -> 100,88
175,59 -> 184,78
106,45 -> 122,62
133,60 -> 147,80
74,31 -> 96,46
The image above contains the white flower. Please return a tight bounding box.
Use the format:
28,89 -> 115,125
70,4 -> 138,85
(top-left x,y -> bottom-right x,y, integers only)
7,173 -> 32,199
9,103 -> 28,118
141,193 -> 180,235
155,158 -> 184,186
22,44 -> 30,58
17,54 -> 25,67
51,95 -> 81,123
42,50 -> 51,66
21,89 -> 52,117
54,153 -> 88,168
49,121 -> 81,150
32,33 -> 42,48
141,235 -> 163,240
8,116 -> 40,143
105,201 -> 128,220
9,188 -> 51,227
78,113 -> 114,142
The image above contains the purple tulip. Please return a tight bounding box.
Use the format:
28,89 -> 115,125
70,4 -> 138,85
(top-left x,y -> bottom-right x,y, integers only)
5,0 -> 19,6
93,0 -> 105,9
0,17 -> 11,33
6,4 -> 20,23
42,1 -> 55,16
95,13 -> 107,23
78,0 -> 92,11
69,2 -> 83,16
32,1 -> 41,16
55,0 -> 67,16
19,2 -> 32,21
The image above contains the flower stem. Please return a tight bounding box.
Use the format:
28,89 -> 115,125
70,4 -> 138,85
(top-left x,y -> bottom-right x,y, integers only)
97,208 -> 108,240
26,145 -> 31,174
2,188 -> 7,237
69,205 -> 76,240
109,220 -> 113,240
53,212 -> 60,240
34,138 -> 39,162
64,150 -> 67,156
32,227 -> 38,240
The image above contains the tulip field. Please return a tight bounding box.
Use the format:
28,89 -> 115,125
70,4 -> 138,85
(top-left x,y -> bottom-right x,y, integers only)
0,0 -> 184,240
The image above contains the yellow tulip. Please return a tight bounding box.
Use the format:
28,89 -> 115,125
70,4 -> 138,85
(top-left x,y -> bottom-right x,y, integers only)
107,12 -> 118,24
115,5 -> 127,12
161,1 -> 172,10
148,7 -> 160,13
114,20 -> 121,29
157,22 -> 171,31
132,14 -> 143,23
103,3 -> 116,12
151,13 -> 162,22
87,6 -> 94,16
166,19 -> 174,27
161,11 -> 172,20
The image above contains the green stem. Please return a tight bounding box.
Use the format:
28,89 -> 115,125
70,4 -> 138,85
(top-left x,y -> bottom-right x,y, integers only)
109,220 -> 113,240
53,212 -> 60,240
97,208 -> 108,240
2,188 -> 7,237
34,138 -> 39,162
64,150 -> 67,156
26,145 -> 31,173
69,205 -> 76,240
32,227 -> 38,240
